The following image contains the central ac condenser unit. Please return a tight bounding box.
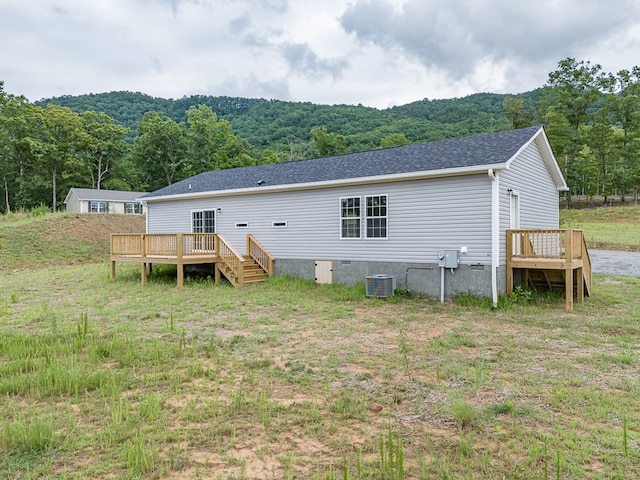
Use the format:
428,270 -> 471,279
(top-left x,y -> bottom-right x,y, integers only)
366,274 -> 396,298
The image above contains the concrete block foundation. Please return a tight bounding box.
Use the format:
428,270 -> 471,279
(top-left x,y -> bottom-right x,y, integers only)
275,258 -> 506,300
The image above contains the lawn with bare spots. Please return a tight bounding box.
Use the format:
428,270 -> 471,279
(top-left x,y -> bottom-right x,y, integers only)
1,264 -> 639,479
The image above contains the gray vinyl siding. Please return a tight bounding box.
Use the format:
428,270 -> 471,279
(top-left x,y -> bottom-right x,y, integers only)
499,140 -> 560,263
147,174 -> 493,265
65,193 -> 81,213
66,197 -> 128,214
109,202 -> 125,214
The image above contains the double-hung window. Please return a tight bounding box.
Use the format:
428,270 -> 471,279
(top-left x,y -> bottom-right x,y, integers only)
365,195 -> 387,238
340,195 -> 388,239
340,197 -> 361,238
90,201 -> 107,213
125,202 -> 142,214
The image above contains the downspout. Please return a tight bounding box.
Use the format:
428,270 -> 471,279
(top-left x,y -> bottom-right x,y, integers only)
488,169 -> 499,308
142,201 -> 149,233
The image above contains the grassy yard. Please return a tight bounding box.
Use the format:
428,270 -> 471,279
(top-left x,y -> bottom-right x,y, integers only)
1,206 -> 639,479
1,263 -> 639,479
561,205 -> 640,251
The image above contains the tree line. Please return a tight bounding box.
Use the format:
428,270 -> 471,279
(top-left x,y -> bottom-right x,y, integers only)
1,57 -> 639,213
0,91 -> 262,211
506,58 -> 640,205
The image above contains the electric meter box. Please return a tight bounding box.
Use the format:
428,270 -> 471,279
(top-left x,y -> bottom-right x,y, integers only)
437,249 -> 459,268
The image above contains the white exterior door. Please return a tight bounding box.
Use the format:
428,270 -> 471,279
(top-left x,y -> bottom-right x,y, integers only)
510,192 -> 520,229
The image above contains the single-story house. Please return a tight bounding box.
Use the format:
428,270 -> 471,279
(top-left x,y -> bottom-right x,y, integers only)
65,188 -> 147,214
139,126 -> 569,303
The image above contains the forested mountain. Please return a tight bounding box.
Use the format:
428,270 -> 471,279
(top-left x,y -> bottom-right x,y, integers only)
37,90 -> 538,151
2,58 -> 640,213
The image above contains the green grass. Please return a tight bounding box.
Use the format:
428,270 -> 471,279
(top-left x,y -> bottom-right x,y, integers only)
0,205 -> 639,478
560,204 -> 640,251
0,264 -> 639,478
0,212 -> 144,270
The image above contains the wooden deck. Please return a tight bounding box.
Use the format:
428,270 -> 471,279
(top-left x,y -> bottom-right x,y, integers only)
110,233 -> 274,288
506,229 -> 592,311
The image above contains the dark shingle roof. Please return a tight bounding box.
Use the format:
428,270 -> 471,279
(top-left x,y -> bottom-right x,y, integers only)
143,126 -> 541,199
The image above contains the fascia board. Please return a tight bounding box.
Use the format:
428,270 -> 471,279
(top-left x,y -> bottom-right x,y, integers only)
142,163 -> 508,203
504,127 -> 568,191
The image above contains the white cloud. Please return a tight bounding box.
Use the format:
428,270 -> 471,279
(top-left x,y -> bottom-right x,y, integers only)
0,0 -> 639,107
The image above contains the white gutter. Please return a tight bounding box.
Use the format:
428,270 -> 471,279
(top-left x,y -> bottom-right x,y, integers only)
142,163 -> 509,203
488,168 -> 499,308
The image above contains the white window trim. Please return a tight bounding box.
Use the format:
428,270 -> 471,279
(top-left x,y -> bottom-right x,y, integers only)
364,194 -> 389,239
191,209 -> 216,233
90,201 -> 107,213
125,202 -> 142,214
339,196 -> 362,240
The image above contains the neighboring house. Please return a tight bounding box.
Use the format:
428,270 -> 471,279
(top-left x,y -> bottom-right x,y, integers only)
64,188 -> 147,214
140,126 -> 567,303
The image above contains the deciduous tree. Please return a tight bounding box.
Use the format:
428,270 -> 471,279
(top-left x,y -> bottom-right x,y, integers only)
310,126 -> 346,157
79,111 -> 129,190
131,112 -> 187,191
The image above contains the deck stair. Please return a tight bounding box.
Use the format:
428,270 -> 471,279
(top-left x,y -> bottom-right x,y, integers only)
524,268 -> 590,298
506,229 -> 592,311
242,256 -> 270,284
217,255 -> 268,287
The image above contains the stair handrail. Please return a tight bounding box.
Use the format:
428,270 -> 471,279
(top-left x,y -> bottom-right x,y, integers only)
580,231 -> 592,296
246,234 -> 274,276
217,234 -> 245,286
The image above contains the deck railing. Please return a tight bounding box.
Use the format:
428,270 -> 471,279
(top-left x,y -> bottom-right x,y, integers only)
145,234 -> 178,257
247,234 -> 275,276
111,233 -> 219,258
506,229 -> 592,309
217,234 -> 245,286
507,229 -> 588,261
111,234 -> 143,256
111,232 -> 272,289
182,233 -> 217,256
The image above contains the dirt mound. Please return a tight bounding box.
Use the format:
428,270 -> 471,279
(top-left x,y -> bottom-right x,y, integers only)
0,213 -> 146,270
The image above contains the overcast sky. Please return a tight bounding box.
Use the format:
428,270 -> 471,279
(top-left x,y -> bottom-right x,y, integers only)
1,0 -> 639,108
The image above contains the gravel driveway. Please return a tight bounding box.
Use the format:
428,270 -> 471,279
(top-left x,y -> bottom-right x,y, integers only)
589,249 -> 640,276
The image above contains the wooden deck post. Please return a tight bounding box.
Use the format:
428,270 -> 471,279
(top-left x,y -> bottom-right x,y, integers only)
576,267 -> 584,303
109,235 -> 115,280
564,229 -> 574,311
140,234 -> 147,285
506,230 -> 513,295
214,235 -> 221,284
565,268 -> 573,311
176,234 -> 184,288
237,258 -> 244,287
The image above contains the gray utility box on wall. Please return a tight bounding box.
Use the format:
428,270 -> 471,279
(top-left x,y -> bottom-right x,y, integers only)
365,274 -> 396,298
438,249 -> 460,269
